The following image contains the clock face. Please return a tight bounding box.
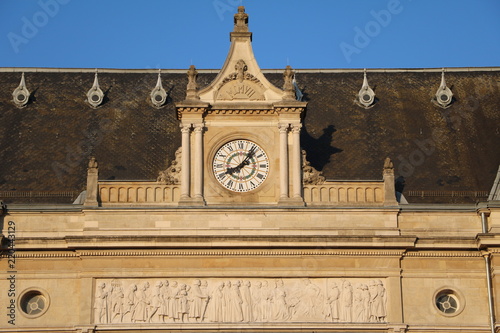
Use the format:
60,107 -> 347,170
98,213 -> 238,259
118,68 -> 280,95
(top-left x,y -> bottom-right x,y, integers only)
212,139 -> 269,192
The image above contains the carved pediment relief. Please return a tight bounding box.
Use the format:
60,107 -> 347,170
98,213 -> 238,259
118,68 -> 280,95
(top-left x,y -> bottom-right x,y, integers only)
215,60 -> 265,101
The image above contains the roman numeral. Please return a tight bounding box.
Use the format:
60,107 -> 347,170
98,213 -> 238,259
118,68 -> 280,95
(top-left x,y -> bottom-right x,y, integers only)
226,180 -> 234,188
257,173 -> 264,179
238,142 -> 244,149
259,164 -> 267,168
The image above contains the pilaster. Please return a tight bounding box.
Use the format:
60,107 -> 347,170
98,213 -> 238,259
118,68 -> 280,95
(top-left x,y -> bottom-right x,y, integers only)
83,157 -> 99,207
278,124 -> 290,201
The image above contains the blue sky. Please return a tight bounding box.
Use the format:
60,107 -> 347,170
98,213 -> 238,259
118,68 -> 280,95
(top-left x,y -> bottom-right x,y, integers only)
0,0 -> 499,70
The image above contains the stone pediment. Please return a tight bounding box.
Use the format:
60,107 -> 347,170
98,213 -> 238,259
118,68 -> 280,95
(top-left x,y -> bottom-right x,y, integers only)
215,60 -> 265,101
197,7 -> 284,104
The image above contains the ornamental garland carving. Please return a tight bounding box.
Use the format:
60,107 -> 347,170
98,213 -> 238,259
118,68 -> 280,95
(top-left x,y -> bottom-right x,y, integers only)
157,147 -> 182,184
302,150 -> 325,185
94,277 -> 387,324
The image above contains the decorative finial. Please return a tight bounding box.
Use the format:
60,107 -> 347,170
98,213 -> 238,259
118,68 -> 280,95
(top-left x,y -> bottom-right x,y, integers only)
282,65 -> 295,100
357,69 -> 376,108
433,68 -> 453,108
150,69 -> 168,107
186,65 -> 199,100
88,156 -> 98,169
87,69 -> 104,108
383,157 -> 394,171
12,72 -> 30,108
234,6 -> 249,32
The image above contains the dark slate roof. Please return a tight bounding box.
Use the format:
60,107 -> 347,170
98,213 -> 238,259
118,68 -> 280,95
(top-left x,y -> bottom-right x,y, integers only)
0,68 -> 499,204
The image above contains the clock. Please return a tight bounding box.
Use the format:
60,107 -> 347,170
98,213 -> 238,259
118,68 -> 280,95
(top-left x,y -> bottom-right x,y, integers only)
212,139 -> 269,192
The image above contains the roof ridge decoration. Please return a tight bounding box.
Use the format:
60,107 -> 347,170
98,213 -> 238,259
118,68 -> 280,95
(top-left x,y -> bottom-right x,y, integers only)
150,69 -> 168,107
433,68 -> 453,108
356,69 -> 376,108
12,72 -> 30,108
87,69 -> 104,108
196,6 -> 286,105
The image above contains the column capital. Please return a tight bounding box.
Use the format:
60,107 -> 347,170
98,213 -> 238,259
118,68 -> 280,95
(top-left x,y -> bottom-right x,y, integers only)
291,124 -> 302,134
180,125 -> 192,133
193,124 -> 205,132
278,123 -> 290,132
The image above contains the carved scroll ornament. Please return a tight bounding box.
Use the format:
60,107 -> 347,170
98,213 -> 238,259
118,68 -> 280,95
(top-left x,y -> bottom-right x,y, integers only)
215,60 -> 265,101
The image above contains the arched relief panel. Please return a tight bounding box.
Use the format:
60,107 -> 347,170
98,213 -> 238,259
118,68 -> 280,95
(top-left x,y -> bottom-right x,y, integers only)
330,187 -> 338,203
110,187 -> 118,202
339,187 -> 347,202
303,187 -> 311,201
118,187 -> 127,202
320,187 -> 329,202
172,187 -> 181,202
375,188 -> 383,203
356,187 -> 365,202
347,187 -> 355,202
145,187 -> 154,202
311,187 -> 320,202
155,187 -> 163,202
100,187 -> 109,202
366,188 -> 374,203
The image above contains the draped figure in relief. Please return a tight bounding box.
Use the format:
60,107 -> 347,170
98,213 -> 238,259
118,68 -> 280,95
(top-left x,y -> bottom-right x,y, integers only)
94,282 -> 108,324
132,282 -> 150,323
252,281 -> 264,322
176,284 -> 189,322
272,279 -> 291,321
229,280 -> 244,322
188,280 -> 205,322
369,280 -> 387,322
325,281 -> 340,322
110,282 -> 124,323
207,282 -> 225,322
149,281 -> 163,323
241,280 -> 253,322
339,280 -> 353,322
168,281 -> 179,321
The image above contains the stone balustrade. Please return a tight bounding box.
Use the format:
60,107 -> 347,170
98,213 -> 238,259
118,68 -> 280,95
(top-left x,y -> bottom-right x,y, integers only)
98,182 -> 181,205
97,181 -> 388,206
303,181 -> 385,206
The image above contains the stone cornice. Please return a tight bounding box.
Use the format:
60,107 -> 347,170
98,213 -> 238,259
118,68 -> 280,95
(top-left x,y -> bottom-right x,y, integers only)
2,248 -> 407,259
10,235 -> 417,250
3,248 -> 484,259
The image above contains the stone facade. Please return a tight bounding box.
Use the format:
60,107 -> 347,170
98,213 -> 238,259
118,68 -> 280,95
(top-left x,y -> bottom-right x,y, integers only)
1,6 -> 500,333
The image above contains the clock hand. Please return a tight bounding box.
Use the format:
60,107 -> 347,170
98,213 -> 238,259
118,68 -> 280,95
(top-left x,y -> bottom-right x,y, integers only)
225,146 -> 257,175
234,146 -> 257,172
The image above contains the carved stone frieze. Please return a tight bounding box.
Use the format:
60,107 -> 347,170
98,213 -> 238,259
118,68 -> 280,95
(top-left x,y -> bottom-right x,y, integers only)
93,277 -> 387,324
